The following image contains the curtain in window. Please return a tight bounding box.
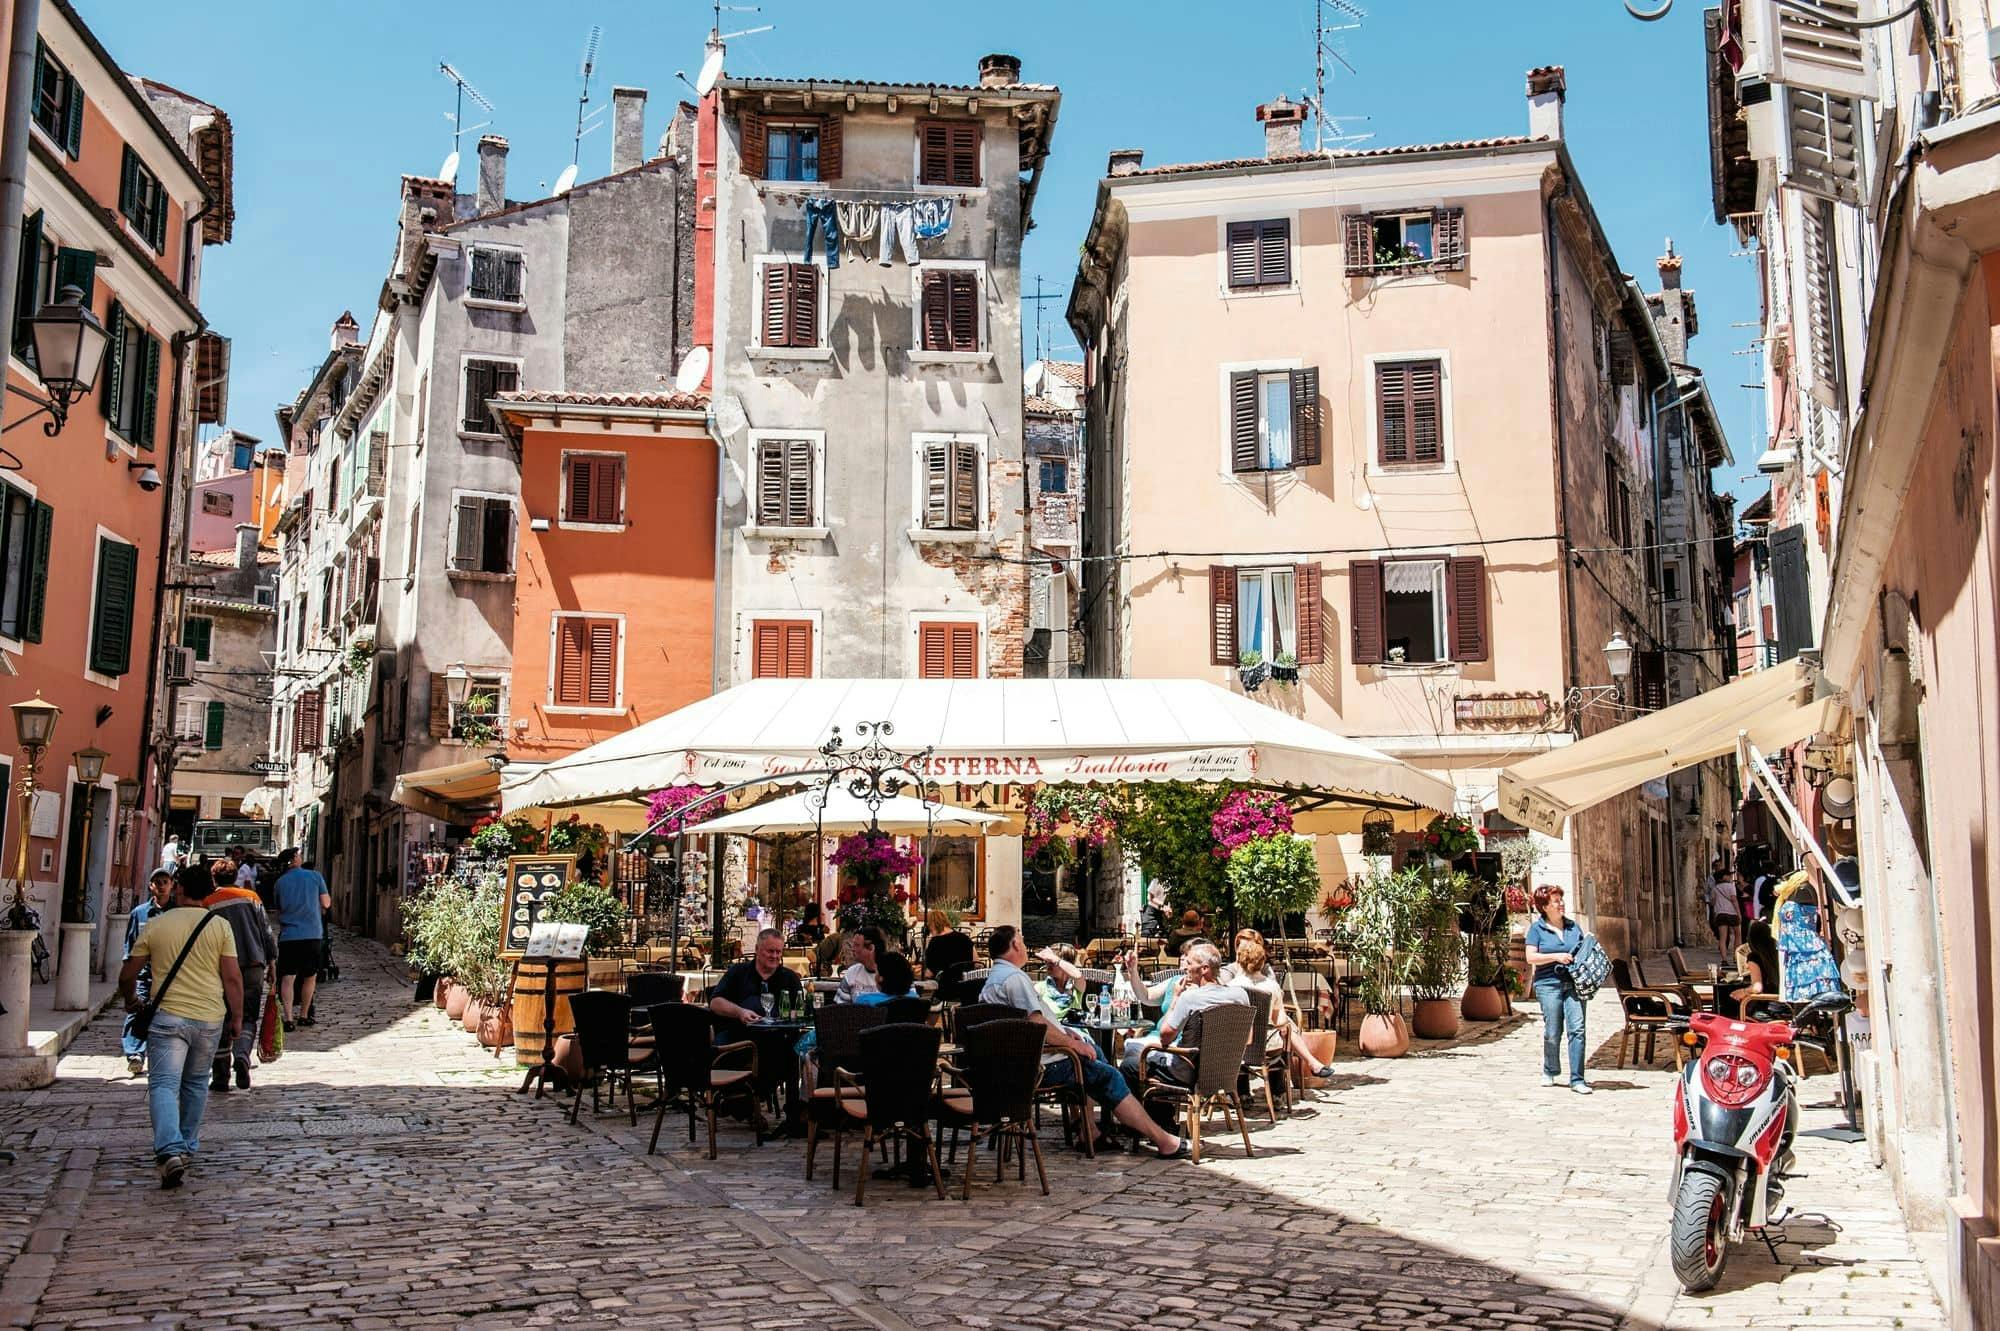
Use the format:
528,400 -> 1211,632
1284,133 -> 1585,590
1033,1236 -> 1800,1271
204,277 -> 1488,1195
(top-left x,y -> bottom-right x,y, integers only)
1269,567 -> 1297,658
1238,570 -> 1266,656
1258,376 -> 1292,468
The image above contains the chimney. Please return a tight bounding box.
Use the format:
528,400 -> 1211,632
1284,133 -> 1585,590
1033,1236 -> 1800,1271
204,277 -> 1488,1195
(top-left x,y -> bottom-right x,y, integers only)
1657,238 -> 1684,290
234,523 -> 259,575
612,87 -> 648,172
396,174 -> 454,279
476,134 -> 508,214
1526,65 -> 1566,140
1255,95 -> 1308,158
1107,148 -> 1144,177
978,53 -> 1021,88
330,311 -> 358,350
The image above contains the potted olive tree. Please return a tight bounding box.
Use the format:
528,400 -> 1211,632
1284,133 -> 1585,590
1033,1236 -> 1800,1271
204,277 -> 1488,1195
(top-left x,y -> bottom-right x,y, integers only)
1225,833 -> 1321,937
1349,866 -> 1427,1057
1409,871 -> 1468,1039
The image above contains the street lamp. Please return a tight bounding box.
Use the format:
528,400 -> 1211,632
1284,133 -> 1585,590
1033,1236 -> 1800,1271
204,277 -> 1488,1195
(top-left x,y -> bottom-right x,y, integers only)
3,287 -> 111,438
1602,631 -> 1635,690
7,696 -> 60,923
67,747 -> 107,924
73,746 -> 106,785
443,662 -> 471,708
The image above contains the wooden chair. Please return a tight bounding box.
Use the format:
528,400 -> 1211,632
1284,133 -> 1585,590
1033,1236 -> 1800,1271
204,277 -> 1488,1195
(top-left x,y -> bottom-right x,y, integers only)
645,1003 -> 759,1159
935,1018 -> 1050,1200
1611,958 -> 1686,1069
833,1023 -> 947,1205
1140,1003 -> 1256,1164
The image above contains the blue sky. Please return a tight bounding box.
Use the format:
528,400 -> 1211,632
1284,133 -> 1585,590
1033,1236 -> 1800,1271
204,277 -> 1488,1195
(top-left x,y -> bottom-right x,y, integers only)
81,0 -> 1765,497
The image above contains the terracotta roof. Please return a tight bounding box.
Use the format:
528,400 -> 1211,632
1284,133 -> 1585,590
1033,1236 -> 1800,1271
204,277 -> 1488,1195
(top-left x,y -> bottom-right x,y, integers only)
436,156 -> 677,235
1042,361 -> 1084,388
721,76 -> 1057,96
1024,395 -> 1074,416
1117,136 -> 1542,180
189,547 -> 279,568
495,389 -> 709,411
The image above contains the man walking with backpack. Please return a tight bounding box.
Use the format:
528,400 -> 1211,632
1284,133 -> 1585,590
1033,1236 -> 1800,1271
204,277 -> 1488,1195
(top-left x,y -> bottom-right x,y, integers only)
202,858 -> 276,1092
119,866 -> 243,1189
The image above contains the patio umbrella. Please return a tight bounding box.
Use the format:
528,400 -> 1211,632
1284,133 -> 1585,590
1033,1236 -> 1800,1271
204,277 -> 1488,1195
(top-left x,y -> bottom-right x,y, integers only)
680,787 -> 1008,838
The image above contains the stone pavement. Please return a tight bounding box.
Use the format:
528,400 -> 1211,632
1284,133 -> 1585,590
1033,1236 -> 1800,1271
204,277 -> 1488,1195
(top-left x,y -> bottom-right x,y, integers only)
0,931 -> 1948,1331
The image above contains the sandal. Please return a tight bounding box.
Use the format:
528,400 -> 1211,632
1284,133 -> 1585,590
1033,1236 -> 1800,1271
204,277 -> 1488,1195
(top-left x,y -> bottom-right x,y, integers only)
1156,1137 -> 1192,1160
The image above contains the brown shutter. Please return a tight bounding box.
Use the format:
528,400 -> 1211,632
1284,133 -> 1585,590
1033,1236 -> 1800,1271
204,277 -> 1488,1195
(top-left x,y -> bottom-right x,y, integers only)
947,271 -> 978,351
1295,563 -> 1324,664
751,622 -> 782,679
1208,565 -> 1238,666
1635,648 -> 1668,712
920,269 -> 948,350
565,455 -> 591,522
948,122 -> 980,186
785,440 -> 814,527
1229,370 -> 1259,473
1433,206 -> 1466,271
426,674 -> 451,738
1257,218 -> 1290,286
918,121 -> 950,184
1445,556 -> 1489,662
1290,367 -> 1321,466
1344,213 -> 1375,276
554,621 -> 586,705
593,455 -> 621,523
918,622 -> 949,678
762,264 -> 791,347
452,495 -> 482,568
817,113 -> 843,180
1377,363 -> 1409,465
586,620 -> 617,707
922,442 -> 949,528
1349,560 -> 1385,664
1409,361 -> 1442,463
1225,221 -> 1258,289
950,439 -> 979,529
1607,329 -> 1636,385
739,108 -> 766,177
756,442 -> 785,525
787,263 -> 819,348
784,621 -> 813,677
949,623 -> 978,678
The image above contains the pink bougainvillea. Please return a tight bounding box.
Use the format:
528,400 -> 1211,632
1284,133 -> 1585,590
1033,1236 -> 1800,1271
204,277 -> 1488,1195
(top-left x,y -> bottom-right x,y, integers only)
646,784 -> 714,835
1022,784 -> 1119,862
1210,789 -> 1294,857
829,830 -> 922,882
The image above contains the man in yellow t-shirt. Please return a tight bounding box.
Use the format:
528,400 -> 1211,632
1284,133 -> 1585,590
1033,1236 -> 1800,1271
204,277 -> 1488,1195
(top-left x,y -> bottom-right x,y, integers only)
119,866 -> 243,1189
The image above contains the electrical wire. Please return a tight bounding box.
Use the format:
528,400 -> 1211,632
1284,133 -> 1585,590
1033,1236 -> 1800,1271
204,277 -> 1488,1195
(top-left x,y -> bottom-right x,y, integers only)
1775,0 -> 1927,30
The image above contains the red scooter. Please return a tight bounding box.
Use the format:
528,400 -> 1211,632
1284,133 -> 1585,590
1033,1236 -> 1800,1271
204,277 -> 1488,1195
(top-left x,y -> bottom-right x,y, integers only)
1667,990 -> 1851,1292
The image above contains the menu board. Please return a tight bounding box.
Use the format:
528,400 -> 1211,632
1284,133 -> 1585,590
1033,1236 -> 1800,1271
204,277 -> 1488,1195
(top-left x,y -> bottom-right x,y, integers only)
501,855 -> 576,957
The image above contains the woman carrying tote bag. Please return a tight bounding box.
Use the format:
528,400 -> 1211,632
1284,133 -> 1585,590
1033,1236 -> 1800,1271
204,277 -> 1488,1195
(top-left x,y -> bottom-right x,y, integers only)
1522,884 -> 1595,1095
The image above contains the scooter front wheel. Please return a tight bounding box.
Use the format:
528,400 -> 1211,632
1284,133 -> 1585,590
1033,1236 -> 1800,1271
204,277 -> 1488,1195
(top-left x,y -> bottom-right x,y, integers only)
1670,1169 -> 1731,1292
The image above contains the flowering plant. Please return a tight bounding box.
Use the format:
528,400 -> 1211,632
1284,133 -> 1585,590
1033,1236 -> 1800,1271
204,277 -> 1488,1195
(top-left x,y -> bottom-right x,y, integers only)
645,785 -> 714,837
829,831 -> 922,884
1210,789 -> 1294,857
1502,882 -> 1530,915
467,815 -> 539,859
1024,784 -> 1119,865
1321,881 -> 1357,914
1418,812 -> 1480,860
829,831 -> 917,941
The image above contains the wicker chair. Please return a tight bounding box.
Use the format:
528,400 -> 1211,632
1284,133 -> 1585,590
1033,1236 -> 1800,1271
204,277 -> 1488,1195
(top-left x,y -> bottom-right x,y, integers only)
949,1001 -> 1019,1040
645,1003 -> 759,1159
804,1005 -> 886,1182
1140,1003 -> 1256,1164
881,996 -> 933,1025
566,991 -> 643,1126
833,1023 -> 947,1205
1238,993 -> 1287,1121
1611,958 -> 1686,1069
935,1017 -> 1050,1200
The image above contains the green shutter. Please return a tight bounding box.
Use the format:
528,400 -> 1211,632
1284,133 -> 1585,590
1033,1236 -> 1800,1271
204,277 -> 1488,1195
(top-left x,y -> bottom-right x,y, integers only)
204,700 -> 225,750
118,146 -> 136,224
136,332 -> 160,449
13,211 -> 41,356
53,247 -> 93,308
64,75 -> 82,158
101,302 -> 124,423
149,183 -> 167,251
21,501 -> 51,643
32,42 -> 46,115
181,616 -> 211,661
87,537 -> 137,676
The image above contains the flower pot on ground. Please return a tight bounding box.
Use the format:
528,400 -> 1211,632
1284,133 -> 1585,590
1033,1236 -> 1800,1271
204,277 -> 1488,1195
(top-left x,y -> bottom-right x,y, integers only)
1358,1013 -> 1411,1058
461,997 -> 485,1033
1460,983 -> 1510,1021
1460,879 -> 1521,1021
444,983 -> 471,1021
1412,997 -> 1460,1040
433,978 -> 452,1010
478,1001 -> 514,1049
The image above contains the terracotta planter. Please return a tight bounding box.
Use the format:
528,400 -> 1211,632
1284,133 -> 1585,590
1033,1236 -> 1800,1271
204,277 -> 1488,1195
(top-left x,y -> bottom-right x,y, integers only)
1357,1013 -> 1410,1058
1460,984 -> 1510,1021
1412,998 -> 1460,1040
461,998 -> 484,1033
444,983 -> 470,1021
478,1002 -> 514,1049
434,978 -> 453,1010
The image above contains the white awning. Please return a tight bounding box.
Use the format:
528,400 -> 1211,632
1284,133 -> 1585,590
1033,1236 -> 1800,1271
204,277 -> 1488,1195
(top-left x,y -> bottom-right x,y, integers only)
500,678 -> 1457,830
391,759 -> 502,821
237,786 -> 282,819
681,789 -> 1007,838
1498,658 -> 1842,837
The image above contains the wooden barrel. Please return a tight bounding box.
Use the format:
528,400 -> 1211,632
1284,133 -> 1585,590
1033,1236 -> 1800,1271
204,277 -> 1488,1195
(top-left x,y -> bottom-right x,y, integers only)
511,958 -> 588,1066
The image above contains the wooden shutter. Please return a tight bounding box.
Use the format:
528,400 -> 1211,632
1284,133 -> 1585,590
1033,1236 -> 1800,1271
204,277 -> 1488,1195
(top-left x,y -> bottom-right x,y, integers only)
1607,329 -> 1636,385
462,360 -> 489,430
452,495 -> 482,569
1349,559 -> 1384,664
1432,206 -> 1466,271
1295,563 -> 1324,664
818,114 -> 843,180
782,620 -> 812,677
946,271 -> 978,352
493,361 -> 519,397
1408,361 -> 1441,463
101,302 -> 125,423
919,120 -> 980,186
1208,565 -> 1238,665
1290,367 -> 1321,466
118,146 -> 137,222
136,333 -> 161,449
1344,213 -> 1375,276
1226,221 -> 1258,288
21,500 -> 51,643
148,177 -> 166,250
918,622 -> 949,678
181,616 -> 212,660
784,440 -> 814,526
88,537 -> 137,675
297,688 -> 323,752
469,249 -> 495,298
786,263 -> 818,349
948,122 -> 980,186
1257,218 -> 1290,286
948,622 -> 977,678
762,264 -> 790,347
739,108 -> 766,177
594,456 -> 621,524
755,442 -> 785,526
752,620 -> 814,679
63,71 -> 82,157
53,246 -> 93,307
585,620 -> 617,706
203,700 -> 225,750
1768,524 -> 1812,661
554,620 -> 586,705
499,254 -> 524,302
1376,362 -> 1409,465
949,439 -> 979,530
1229,370 -> 1259,473
13,210 -> 41,345
922,441 -> 949,528
920,269 -> 949,350
1445,555 -> 1489,662
1634,649 -> 1668,712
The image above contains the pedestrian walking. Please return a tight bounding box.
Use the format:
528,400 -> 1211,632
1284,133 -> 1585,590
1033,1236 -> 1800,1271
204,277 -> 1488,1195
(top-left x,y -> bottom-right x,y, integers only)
158,834 -> 182,874
271,848 -> 329,1028
1522,884 -> 1592,1094
120,870 -> 174,1077
1706,856 -> 1741,957
118,866 -> 242,1189
202,858 -> 276,1092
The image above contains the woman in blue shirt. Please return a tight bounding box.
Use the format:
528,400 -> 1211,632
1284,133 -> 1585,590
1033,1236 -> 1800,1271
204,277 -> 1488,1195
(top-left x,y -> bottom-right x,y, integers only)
1523,884 -> 1591,1094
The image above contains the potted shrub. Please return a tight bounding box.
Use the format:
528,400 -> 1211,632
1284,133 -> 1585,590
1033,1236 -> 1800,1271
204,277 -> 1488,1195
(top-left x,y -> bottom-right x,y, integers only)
1460,879 -> 1519,1021
1348,867 -> 1427,1057
1409,871 -> 1467,1039
542,881 -> 629,955
1237,649 -> 1269,693
1224,833 -> 1321,935
1270,651 -> 1299,684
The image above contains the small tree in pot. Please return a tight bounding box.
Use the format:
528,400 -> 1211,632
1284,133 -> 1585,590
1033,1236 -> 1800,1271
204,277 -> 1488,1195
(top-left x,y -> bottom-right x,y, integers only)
1408,870 -> 1468,1039
1348,866 -> 1427,1057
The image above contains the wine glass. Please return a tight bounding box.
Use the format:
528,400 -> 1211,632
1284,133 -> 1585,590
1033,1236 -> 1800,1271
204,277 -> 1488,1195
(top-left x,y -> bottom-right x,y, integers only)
758,989 -> 775,1021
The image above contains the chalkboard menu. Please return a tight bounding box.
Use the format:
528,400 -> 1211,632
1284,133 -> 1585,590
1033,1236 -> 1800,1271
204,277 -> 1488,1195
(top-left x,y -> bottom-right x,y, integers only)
502,855 -> 576,957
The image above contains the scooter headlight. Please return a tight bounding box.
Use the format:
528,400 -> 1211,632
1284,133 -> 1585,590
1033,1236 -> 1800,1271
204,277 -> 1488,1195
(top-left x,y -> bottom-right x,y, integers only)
1735,1063 -> 1759,1087
1706,1057 -> 1731,1081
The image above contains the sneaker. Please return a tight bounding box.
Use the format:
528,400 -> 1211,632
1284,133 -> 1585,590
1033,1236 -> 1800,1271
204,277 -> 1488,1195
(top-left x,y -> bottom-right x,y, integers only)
209,1065 -> 230,1093
1570,1080 -> 1594,1095
1541,1073 -> 1560,1087
126,1057 -> 144,1078
157,1155 -> 187,1189
234,1059 -> 250,1091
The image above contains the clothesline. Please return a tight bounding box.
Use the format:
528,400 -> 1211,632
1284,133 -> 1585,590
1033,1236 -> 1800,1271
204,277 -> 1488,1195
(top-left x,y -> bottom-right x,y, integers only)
763,185 -> 980,204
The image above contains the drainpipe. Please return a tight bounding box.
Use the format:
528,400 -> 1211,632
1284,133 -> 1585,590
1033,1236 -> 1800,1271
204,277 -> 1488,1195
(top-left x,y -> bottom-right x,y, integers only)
1542,188 -> 1584,910
707,407 -> 728,696
0,0 -> 40,353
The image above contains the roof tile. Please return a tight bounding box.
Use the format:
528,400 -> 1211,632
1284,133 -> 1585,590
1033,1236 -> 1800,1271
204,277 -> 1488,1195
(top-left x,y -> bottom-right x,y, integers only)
1118,136 -> 1542,179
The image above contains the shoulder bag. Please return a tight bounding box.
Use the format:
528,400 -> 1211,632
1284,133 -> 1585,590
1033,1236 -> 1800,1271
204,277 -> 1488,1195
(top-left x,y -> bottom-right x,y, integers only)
1562,934 -> 1611,999
129,911 -> 220,1044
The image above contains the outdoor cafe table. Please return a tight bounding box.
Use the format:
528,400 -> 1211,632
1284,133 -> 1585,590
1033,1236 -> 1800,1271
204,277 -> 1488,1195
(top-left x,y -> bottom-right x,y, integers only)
738,1018 -> 811,1132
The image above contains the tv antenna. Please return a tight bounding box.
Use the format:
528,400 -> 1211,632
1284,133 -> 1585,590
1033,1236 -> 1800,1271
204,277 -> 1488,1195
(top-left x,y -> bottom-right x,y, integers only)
572,24 -> 607,166
1023,276 -> 1065,364
439,61 -> 496,160
1306,0 -> 1371,152
683,3 -> 772,94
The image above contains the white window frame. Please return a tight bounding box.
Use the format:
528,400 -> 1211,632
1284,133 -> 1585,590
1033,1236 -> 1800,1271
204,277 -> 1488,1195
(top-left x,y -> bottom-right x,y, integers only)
545,610 -> 627,716
557,448 -> 629,533
909,123 -> 988,196
743,430 -> 829,539
1234,566 -> 1299,664
1374,551 -> 1456,669
908,259 -> 991,364
1214,358 -> 1301,480
464,243 -> 528,312
907,611 -> 986,679
174,695 -> 212,745
457,351 -> 523,439
1215,210 -> 1300,299
737,609 -> 824,683
908,432 -> 990,544
1364,348 -> 1456,478
445,487 -> 519,579
83,523 -> 135,690
748,253 -> 832,360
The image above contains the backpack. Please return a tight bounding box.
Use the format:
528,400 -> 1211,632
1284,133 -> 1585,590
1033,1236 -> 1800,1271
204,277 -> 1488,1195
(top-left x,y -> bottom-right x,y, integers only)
1562,935 -> 1611,999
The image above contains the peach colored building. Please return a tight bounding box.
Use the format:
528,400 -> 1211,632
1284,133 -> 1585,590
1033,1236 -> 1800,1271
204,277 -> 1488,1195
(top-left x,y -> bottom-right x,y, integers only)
1071,73 -> 1713,955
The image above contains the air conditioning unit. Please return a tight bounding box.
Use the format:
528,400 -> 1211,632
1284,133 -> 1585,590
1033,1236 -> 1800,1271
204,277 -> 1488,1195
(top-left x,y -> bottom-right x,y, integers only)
1737,0 -> 1879,102
164,645 -> 195,686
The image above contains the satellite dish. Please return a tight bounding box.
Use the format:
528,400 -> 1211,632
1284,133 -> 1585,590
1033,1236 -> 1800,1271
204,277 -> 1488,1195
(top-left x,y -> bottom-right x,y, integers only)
439,151 -> 460,183
674,346 -> 710,393
552,163 -> 579,197
695,46 -> 725,97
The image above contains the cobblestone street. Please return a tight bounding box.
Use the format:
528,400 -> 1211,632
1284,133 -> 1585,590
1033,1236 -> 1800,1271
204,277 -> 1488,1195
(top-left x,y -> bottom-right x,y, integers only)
0,932 -> 1948,1331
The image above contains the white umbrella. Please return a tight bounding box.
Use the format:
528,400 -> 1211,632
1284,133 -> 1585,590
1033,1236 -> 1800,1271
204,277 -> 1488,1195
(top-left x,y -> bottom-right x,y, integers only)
680,787 -> 1005,838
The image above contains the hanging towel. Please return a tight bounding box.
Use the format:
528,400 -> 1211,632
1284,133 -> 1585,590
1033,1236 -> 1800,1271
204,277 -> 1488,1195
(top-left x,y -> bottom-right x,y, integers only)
835,200 -> 879,245
911,196 -> 953,241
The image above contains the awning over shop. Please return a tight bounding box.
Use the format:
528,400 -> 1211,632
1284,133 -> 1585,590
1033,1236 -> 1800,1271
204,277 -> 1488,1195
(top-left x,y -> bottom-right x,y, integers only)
1498,658 -> 1841,838
500,678 -> 1458,831
391,759 -> 502,822
682,789 -> 1008,838
237,786 -> 281,819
